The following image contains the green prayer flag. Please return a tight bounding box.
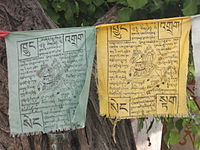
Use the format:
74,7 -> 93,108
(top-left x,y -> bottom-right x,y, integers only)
5,27 -> 96,135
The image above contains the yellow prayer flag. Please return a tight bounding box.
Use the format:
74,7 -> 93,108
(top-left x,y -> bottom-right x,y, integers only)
97,17 -> 191,118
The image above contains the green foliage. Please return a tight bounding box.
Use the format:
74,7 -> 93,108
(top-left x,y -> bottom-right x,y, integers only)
175,119 -> 183,133
39,0 -> 110,27
162,97 -> 200,148
127,0 -> 148,10
39,0 -> 200,27
118,7 -> 133,22
168,129 -> 181,145
163,119 -> 183,147
182,0 -> 200,16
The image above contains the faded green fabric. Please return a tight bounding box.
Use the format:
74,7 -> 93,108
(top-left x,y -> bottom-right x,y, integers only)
5,27 -> 96,135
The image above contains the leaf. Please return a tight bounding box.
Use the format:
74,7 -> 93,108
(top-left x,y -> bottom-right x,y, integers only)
167,118 -> 174,130
39,0 -> 48,10
194,118 -> 200,125
168,130 -> 181,145
165,0 -> 178,3
64,1 -> 76,21
117,0 -> 128,5
93,0 -> 104,7
164,131 -> 170,146
47,8 -> 60,24
152,0 -> 164,9
79,1 -> 88,14
182,118 -> 190,126
88,3 -> 96,14
175,119 -> 183,133
75,1 -> 79,16
191,124 -> 200,137
107,0 -> 117,2
188,99 -> 198,111
52,1 -> 62,12
94,7 -> 106,19
52,1 -> 69,12
81,0 -> 92,5
192,124 -> 198,135
195,137 -> 200,149
182,0 -> 199,16
118,7 -> 133,22
81,18 -> 90,26
64,10 -> 73,21
127,0 -> 148,10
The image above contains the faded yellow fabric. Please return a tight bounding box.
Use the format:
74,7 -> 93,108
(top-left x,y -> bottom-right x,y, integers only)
97,17 -> 191,118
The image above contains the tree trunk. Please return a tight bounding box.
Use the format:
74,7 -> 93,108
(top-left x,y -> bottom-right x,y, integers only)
0,0 -> 136,150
